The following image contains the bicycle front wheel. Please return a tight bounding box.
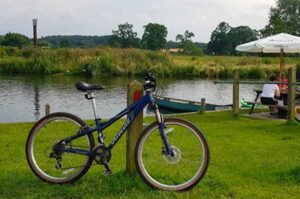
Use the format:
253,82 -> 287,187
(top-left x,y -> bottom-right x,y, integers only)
26,112 -> 95,184
135,118 -> 210,191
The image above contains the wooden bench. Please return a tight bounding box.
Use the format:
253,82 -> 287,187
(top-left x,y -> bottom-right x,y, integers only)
269,105 -> 300,119
246,101 -> 261,114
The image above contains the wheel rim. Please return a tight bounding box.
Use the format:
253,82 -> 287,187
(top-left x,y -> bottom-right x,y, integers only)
137,121 -> 207,191
27,116 -> 91,183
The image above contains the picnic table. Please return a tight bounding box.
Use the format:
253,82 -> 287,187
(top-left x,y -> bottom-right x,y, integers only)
248,89 -> 300,114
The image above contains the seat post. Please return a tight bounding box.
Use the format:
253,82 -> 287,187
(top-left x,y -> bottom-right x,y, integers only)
89,92 -> 100,119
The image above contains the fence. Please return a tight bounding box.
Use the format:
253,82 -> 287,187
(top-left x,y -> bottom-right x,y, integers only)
216,67 -> 299,122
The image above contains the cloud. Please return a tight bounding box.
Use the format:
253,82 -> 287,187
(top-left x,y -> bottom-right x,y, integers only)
0,0 -> 276,42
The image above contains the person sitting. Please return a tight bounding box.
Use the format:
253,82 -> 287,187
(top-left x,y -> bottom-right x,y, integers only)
260,74 -> 280,115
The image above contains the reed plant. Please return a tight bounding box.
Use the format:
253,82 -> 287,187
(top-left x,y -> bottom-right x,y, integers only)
0,47 -> 299,79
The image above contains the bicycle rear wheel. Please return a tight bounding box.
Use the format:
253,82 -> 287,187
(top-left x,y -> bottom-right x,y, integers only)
26,112 -> 95,184
135,118 -> 209,191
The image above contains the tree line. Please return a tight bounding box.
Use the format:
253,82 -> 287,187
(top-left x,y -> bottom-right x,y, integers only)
0,0 -> 298,55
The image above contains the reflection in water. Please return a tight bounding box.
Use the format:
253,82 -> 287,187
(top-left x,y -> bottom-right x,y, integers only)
33,84 -> 40,120
0,74 -> 271,123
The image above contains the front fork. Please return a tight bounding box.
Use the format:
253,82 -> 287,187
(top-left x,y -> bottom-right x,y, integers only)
153,105 -> 174,156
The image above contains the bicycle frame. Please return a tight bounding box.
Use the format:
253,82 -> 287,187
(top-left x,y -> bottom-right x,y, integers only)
62,91 -> 172,156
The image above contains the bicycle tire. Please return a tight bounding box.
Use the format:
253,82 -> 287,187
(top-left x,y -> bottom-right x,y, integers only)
26,112 -> 95,184
135,118 -> 210,191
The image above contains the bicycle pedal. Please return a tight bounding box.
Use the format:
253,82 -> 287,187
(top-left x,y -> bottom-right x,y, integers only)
103,169 -> 112,176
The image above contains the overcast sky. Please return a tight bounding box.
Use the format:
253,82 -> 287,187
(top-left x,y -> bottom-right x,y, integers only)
0,0 -> 276,42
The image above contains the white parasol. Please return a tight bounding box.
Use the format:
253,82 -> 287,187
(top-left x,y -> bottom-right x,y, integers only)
236,33 -> 300,76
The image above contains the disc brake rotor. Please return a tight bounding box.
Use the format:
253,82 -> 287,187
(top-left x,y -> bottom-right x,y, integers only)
163,146 -> 181,164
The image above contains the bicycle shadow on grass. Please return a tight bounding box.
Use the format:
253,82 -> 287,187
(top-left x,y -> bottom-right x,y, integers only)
82,171 -> 151,194
0,169 -> 234,198
1,170 -> 151,198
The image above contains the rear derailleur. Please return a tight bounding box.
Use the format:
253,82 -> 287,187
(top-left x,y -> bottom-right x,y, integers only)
49,141 -> 66,169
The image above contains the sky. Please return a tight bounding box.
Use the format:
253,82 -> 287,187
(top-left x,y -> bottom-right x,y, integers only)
0,0 -> 276,42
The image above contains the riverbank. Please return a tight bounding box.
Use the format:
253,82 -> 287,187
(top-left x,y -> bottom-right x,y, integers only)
1,47 -> 299,78
0,111 -> 299,198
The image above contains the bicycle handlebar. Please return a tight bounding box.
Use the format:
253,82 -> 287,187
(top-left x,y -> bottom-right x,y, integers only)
144,72 -> 157,91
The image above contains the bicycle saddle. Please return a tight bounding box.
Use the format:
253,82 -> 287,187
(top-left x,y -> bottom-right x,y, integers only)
75,81 -> 105,92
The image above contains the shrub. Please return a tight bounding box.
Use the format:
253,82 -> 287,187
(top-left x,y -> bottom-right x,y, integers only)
3,47 -> 19,56
80,55 -> 118,76
0,58 -> 27,73
0,48 -> 7,57
21,47 -> 36,58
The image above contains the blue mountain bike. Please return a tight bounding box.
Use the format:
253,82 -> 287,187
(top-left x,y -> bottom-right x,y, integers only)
26,73 -> 210,191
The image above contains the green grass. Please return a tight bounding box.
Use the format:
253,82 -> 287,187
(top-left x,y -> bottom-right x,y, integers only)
0,111 -> 299,198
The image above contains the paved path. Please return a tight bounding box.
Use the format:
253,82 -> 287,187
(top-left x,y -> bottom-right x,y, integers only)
244,112 -> 300,122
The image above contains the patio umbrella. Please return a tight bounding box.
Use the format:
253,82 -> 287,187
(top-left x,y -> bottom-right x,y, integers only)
236,33 -> 300,77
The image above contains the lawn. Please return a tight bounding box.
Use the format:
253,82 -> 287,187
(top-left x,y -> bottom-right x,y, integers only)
0,111 -> 299,199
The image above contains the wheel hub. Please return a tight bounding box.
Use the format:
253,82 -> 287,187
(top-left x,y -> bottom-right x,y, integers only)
163,146 -> 181,164
50,142 -> 66,158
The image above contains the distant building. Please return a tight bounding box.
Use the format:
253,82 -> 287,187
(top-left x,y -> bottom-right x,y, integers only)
161,48 -> 183,53
168,48 -> 183,53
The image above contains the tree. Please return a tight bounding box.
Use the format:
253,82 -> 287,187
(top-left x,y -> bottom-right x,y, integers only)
0,35 -> 4,45
176,30 -> 195,46
206,22 -> 258,55
142,23 -> 168,50
2,32 -> 30,48
41,35 -> 112,48
262,0 -> 300,36
227,26 -> 259,55
206,22 -> 231,55
110,22 -> 140,48
175,30 -> 203,56
60,38 -> 69,48
182,41 -> 204,56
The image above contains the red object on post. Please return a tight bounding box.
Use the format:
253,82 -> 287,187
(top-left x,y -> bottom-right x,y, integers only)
133,90 -> 141,102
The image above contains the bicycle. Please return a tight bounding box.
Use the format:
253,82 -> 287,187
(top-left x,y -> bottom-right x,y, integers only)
26,73 -> 210,191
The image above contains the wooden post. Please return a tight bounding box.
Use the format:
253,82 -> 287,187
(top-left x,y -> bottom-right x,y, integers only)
32,19 -> 38,47
233,69 -> 239,116
45,104 -> 50,116
126,80 -> 143,175
287,68 -> 296,122
199,98 -> 205,114
280,48 -> 284,78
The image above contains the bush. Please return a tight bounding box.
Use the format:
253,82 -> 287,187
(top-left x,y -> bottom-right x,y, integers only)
182,42 -> 204,56
80,56 -> 118,76
0,58 -> 27,73
3,47 -> 19,56
2,32 -> 30,48
21,47 -> 36,58
0,48 -> 7,57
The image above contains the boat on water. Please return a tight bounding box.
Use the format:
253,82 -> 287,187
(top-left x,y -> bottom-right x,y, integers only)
154,95 -> 232,113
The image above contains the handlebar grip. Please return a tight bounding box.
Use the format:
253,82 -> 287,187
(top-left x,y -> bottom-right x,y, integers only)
144,72 -> 157,91
145,72 -> 156,82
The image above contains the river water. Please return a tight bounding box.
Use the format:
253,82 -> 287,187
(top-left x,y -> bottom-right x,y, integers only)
0,74 -> 262,123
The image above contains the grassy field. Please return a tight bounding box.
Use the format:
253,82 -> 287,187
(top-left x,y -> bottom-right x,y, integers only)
1,47 -> 299,78
0,111 -> 299,199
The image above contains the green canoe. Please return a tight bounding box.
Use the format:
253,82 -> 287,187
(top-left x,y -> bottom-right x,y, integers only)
154,95 -> 232,113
